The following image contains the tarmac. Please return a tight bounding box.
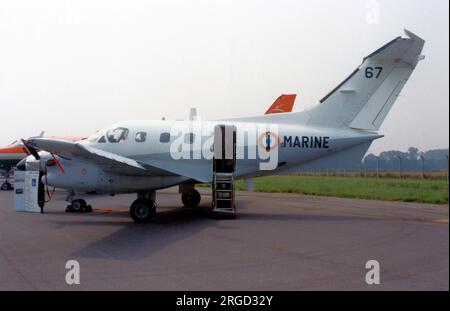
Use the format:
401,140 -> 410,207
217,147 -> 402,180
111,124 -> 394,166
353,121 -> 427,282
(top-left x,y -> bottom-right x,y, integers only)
0,188 -> 448,290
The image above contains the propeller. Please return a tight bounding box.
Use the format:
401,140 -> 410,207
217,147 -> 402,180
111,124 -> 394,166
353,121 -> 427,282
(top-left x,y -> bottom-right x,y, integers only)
21,139 -> 65,174
50,154 -> 65,174
21,139 -> 40,160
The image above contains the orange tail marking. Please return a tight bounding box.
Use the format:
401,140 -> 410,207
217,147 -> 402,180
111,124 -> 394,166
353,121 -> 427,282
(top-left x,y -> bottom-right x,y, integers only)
265,94 -> 297,114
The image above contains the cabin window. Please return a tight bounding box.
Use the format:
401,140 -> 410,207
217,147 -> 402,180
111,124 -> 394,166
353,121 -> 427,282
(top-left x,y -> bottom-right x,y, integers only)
106,127 -> 129,143
160,132 -> 171,143
135,132 -> 147,143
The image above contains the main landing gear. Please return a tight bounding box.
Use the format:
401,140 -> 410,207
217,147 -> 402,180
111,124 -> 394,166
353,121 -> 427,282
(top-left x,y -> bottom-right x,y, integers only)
61,188 -> 203,223
181,189 -> 201,209
130,191 -> 157,223
129,188 -> 202,223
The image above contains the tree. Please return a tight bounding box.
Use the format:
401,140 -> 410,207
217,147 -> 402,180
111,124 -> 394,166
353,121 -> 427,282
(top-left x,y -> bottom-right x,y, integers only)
408,147 -> 420,160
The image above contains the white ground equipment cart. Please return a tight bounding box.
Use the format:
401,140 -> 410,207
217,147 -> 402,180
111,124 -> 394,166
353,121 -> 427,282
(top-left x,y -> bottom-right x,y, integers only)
13,170 -> 44,213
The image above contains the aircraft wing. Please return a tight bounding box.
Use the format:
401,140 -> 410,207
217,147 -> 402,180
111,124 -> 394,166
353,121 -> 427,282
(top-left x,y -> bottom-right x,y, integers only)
80,144 -> 155,175
26,138 -> 211,181
25,138 -> 166,176
145,158 -> 211,183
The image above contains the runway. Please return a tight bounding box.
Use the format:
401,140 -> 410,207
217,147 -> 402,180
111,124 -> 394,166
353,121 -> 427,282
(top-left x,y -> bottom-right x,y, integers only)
0,188 -> 448,290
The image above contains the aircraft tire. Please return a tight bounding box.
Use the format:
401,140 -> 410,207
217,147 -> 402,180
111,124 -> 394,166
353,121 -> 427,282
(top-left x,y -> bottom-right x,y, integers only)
181,189 -> 201,208
130,198 -> 156,223
1,182 -> 11,191
71,199 -> 87,213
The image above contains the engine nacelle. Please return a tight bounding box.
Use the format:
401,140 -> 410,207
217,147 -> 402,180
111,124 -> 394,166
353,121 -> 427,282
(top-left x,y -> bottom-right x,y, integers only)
24,152 -> 52,172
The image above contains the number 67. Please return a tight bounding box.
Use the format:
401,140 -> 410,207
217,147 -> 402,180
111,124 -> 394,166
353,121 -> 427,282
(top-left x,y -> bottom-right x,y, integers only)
365,66 -> 383,79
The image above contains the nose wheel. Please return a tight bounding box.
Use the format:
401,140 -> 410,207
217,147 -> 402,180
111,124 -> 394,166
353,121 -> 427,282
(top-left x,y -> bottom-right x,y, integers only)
130,198 -> 156,223
65,191 -> 93,213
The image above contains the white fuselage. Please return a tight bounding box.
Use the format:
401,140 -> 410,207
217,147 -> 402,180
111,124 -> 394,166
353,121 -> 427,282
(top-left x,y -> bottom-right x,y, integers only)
42,119 -> 379,193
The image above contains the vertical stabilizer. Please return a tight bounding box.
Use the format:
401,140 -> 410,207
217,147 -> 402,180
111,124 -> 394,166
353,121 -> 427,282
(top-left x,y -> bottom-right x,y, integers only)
306,30 -> 425,131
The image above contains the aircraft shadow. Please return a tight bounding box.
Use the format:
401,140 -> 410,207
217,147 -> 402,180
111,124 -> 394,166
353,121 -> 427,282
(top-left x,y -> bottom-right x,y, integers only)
57,205 -> 222,260
51,199 -> 371,261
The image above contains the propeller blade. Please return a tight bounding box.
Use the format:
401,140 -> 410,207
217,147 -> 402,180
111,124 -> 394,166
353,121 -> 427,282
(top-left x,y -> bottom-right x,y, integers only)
51,153 -> 65,174
21,139 -> 40,160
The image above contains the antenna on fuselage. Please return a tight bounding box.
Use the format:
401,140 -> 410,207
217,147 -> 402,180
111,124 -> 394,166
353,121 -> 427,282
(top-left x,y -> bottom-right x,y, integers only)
189,108 -> 197,121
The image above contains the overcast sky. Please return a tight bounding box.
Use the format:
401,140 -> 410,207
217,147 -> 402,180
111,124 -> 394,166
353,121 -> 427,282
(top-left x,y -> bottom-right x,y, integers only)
0,0 -> 448,154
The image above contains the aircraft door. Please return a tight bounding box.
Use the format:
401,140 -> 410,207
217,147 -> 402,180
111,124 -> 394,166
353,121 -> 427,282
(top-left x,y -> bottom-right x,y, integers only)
212,125 -> 236,214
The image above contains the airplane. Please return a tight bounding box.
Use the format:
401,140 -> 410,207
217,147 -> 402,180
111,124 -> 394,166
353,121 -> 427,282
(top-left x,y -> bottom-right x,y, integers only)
1,96 -> 296,191
0,140 -> 27,190
19,30 -> 424,223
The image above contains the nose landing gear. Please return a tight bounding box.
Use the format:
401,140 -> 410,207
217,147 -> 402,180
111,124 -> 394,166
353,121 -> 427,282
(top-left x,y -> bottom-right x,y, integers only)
65,192 -> 93,213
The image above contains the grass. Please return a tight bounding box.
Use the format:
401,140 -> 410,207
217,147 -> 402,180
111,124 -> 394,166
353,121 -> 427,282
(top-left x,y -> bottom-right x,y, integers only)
231,176 -> 449,205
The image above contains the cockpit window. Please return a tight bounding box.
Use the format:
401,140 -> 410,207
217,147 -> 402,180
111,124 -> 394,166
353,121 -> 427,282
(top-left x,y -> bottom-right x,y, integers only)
87,128 -> 107,142
98,136 -> 106,143
135,132 -> 147,143
107,127 -> 129,143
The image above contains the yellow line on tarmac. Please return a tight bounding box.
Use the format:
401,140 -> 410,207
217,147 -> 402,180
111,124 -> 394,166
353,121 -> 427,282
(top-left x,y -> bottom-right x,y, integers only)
433,218 -> 449,225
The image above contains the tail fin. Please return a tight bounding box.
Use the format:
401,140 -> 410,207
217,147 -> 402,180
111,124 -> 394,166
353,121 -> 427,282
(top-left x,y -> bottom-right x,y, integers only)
265,94 -> 297,114
307,30 -> 425,131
